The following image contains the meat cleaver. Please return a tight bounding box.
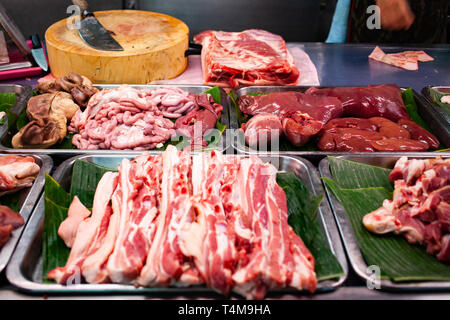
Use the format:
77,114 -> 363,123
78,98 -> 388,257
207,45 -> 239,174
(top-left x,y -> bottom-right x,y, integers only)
71,0 -> 123,51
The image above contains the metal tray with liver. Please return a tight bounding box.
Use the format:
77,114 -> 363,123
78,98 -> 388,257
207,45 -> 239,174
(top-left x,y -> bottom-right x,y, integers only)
0,153 -> 53,273
6,153 -> 347,296
319,154 -> 450,291
230,86 -> 450,161
0,85 -> 232,157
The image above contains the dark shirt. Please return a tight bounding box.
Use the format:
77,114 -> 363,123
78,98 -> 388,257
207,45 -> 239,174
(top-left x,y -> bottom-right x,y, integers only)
349,0 -> 450,44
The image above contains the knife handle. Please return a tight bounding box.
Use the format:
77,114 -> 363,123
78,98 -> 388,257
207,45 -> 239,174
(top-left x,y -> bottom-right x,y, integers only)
30,34 -> 41,49
72,0 -> 89,12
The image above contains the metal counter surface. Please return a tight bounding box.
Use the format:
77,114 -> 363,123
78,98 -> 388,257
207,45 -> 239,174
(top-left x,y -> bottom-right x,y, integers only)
303,43 -> 450,92
1,43 -> 449,93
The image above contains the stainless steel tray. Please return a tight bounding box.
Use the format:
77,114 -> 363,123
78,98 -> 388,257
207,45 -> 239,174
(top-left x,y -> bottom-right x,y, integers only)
7,154 -> 347,296
319,154 -> 450,291
0,153 -> 52,273
421,86 -> 450,147
230,86 -> 449,161
0,85 -> 231,156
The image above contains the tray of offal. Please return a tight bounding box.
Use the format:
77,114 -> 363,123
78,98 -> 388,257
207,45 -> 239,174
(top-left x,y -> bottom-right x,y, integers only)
0,73 -> 231,156
319,154 -> 450,291
0,153 -> 52,273
7,146 -> 347,298
230,84 -> 449,160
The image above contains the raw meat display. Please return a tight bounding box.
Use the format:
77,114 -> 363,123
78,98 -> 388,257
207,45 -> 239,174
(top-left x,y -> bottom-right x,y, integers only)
363,157 -> 450,261
238,85 -> 440,152
49,146 -> 317,299
0,155 -> 40,196
305,84 -> 409,122
193,29 -> 299,88
36,72 -> 98,108
12,92 -> 81,149
369,46 -> 434,71
0,205 -> 24,248
318,117 -> 439,152
68,86 -> 222,150
0,155 -> 39,248
239,91 -> 343,147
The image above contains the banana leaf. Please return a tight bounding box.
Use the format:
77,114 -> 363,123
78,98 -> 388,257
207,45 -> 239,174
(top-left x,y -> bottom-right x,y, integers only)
427,87 -> 450,116
277,172 -> 344,281
0,190 -> 21,212
0,92 -> 17,106
69,159 -> 116,208
42,174 -> 71,282
402,88 -> 431,131
324,157 -> 450,282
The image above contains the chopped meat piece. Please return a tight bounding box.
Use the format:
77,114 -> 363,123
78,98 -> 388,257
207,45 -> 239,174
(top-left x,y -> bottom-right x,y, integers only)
0,155 -> 40,196
58,196 -> 91,248
194,29 -> 299,88
363,157 -> 450,261
0,225 -> 13,248
0,205 -> 24,229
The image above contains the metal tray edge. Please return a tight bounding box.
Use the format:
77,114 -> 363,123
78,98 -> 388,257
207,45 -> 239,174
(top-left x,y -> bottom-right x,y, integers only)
0,153 -> 52,273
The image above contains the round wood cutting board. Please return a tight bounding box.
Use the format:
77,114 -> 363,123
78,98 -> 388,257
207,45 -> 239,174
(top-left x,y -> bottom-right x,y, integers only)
45,10 -> 189,84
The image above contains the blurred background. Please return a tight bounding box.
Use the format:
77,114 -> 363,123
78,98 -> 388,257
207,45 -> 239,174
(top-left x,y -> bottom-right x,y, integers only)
0,0 -> 449,43
1,0 -> 337,42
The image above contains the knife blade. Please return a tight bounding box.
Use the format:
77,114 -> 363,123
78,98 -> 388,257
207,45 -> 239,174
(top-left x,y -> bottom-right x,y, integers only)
72,0 -> 123,51
30,34 -> 48,72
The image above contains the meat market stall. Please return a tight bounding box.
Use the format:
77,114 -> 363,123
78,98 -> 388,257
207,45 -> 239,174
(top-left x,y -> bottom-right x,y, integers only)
0,6 -> 449,302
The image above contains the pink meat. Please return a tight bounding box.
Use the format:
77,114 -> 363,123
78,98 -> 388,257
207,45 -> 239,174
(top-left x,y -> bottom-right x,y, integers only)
106,154 -> 162,283
69,86 -> 222,150
58,196 -> 91,248
194,29 -> 299,88
48,172 -> 119,284
363,157 -> 450,262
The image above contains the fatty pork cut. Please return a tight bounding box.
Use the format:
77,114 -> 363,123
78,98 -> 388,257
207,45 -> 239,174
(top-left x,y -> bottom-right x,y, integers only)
305,84 -> 409,122
0,155 -> 40,196
68,86 -> 222,150
363,157 -> 450,261
194,29 -> 299,88
0,205 -> 24,248
0,155 -> 38,248
49,146 -> 317,299
239,91 -> 343,147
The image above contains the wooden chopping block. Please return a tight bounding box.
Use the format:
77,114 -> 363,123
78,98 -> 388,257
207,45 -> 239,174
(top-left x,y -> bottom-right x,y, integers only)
45,10 -> 189,84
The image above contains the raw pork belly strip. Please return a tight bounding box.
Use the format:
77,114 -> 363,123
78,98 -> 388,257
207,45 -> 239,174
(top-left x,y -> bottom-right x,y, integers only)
231,157 -> 316,299
187,151 -> 237,294
138,146 -> 202,287
194,29 -> 300,88
106,154 -> 162,283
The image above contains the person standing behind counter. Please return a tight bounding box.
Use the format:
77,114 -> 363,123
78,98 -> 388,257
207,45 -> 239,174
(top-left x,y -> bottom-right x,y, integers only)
327,0 -> 450,44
